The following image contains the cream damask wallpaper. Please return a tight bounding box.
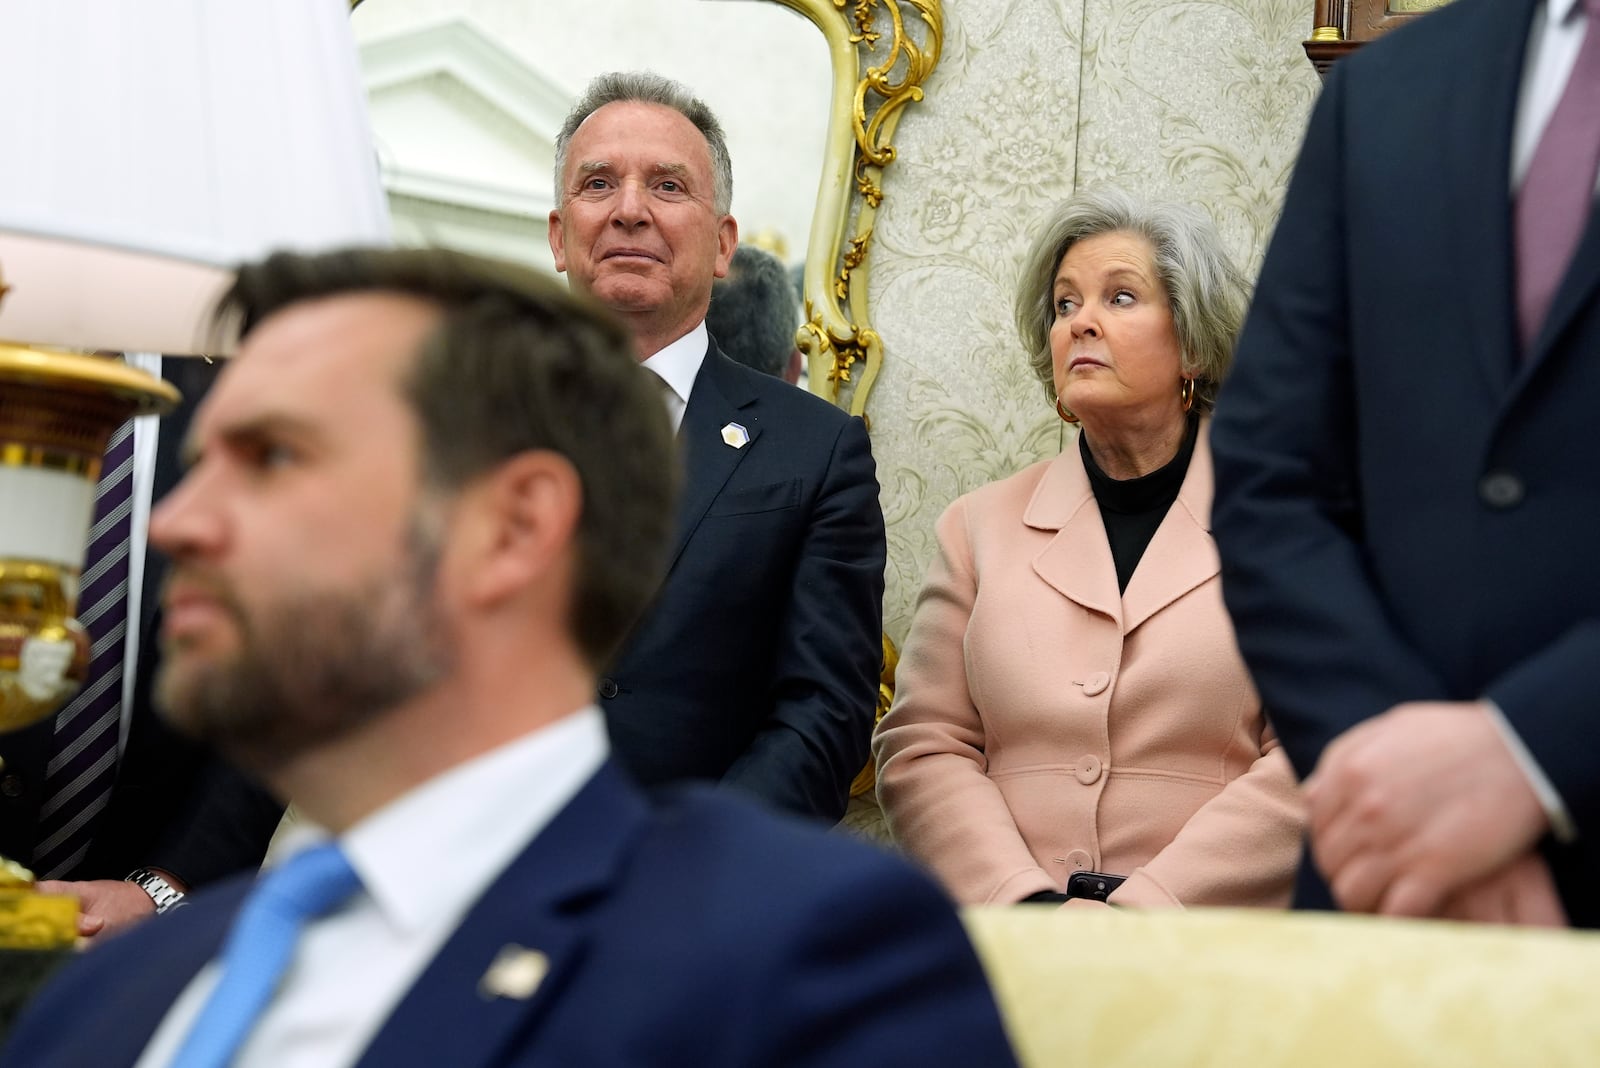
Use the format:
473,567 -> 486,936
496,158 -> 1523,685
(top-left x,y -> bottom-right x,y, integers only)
864,0 -> 1320,644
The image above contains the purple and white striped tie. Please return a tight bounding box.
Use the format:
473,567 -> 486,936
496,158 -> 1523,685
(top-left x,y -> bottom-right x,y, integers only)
32,419 -> 136,879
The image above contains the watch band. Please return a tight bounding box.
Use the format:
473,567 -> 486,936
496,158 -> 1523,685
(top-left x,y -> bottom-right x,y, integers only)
124,868 -> 187,914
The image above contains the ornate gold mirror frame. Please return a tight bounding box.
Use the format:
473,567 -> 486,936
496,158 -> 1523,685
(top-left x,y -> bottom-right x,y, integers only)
755,1 -> 941,808
765,0 -> 942,419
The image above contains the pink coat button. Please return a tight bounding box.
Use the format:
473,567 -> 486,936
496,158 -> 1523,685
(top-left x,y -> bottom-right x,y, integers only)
1080,671 -> 1110,696
1075,755 -> 1103,785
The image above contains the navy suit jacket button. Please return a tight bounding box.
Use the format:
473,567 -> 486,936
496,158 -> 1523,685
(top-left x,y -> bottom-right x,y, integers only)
598,678 -> 619,700
1478,471 -> 1524,510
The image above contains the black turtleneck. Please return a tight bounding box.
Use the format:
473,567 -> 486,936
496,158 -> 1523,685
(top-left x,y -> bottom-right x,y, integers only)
1080,413 -> 1199,593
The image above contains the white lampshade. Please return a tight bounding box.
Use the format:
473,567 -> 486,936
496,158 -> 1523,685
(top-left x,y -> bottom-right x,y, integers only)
0,0 -> 392,355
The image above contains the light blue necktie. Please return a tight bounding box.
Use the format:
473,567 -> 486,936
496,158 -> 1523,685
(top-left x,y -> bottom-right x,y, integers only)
168,842 -> 361,1068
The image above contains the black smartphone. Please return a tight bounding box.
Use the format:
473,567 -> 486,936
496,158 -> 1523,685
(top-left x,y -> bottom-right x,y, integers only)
1065,871 -> 1126,902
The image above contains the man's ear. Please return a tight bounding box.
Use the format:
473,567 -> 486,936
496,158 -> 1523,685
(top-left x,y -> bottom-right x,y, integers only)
713,216 -> 738,280
548,210 -> 568,274
464,450 -> 581,608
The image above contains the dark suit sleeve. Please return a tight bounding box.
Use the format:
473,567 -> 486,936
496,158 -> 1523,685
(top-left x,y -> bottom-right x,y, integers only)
1482,627 -> 1600,831
139,760 -> 283,888
720,413 -> 886,821
1209,61 -> 1450,780
742,851 -> 1018,1066
82,636 -> 282,888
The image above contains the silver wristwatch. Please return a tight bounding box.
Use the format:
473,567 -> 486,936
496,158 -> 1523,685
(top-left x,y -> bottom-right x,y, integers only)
125,868 -> 188,914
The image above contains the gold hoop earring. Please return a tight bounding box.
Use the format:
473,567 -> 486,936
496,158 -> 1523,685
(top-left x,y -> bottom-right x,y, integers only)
1179,378 -> 1195,413
1055,396 -> 1079,424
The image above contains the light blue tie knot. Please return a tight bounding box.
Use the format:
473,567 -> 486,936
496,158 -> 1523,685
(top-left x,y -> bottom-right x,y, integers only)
169,842 -> 362,1068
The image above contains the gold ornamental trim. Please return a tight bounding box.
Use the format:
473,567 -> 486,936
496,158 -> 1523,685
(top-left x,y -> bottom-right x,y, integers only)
0,344 -> 180,415
0,888 -> 77,949
0,444 -> 96,477
0,345 -> 178,465
0,559 -> 89,733
769,0 -> 943,420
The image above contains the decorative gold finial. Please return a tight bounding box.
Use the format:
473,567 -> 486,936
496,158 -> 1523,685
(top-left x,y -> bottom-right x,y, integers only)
0,856 -> 34,889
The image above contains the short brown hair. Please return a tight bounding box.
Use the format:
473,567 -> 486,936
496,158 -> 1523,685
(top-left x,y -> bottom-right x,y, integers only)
218,247 -> 677,668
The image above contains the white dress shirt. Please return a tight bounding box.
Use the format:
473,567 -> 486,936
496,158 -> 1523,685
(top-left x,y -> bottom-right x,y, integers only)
641,321 -> 709,432
1512,0 -> 1594,190
122,351 -> 163,757
136,707 -> 610,1068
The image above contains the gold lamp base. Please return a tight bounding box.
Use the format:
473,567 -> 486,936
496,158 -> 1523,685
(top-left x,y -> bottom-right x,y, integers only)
0,884 -> 77,1036
0,343 -> 178,733
0,342 -> 179,955
0,885 -> 76,949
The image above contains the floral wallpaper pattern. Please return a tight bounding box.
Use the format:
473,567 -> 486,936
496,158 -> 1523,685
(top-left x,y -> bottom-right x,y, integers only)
842,0 -> 1320,839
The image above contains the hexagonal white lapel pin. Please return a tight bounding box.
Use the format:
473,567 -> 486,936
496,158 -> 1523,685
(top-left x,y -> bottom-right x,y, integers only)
478,944 -> 549,1001
720,421 -> 751,449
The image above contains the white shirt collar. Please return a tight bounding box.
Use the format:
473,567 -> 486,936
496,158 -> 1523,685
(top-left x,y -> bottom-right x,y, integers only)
641,320 -> 709,408
1549,0 -> 1582,25
274,706 -> 609,935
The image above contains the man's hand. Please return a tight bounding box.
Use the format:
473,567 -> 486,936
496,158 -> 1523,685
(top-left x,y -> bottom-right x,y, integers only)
1303,700 -> 1549,918
33,878 -> 158,941
1438,853 -> 1568,928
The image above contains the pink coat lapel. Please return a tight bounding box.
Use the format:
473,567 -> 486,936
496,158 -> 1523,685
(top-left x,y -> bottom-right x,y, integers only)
1022,418 -> 1220,636
1023,437 -> 1122,628
1121,425 -> 1220,634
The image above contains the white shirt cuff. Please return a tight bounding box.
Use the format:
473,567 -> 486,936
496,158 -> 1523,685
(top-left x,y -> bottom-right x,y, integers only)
1483,699 -> 1577,843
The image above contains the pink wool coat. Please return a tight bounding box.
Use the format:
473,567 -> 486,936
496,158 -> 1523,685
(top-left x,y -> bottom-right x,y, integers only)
874,424 -> 1303,908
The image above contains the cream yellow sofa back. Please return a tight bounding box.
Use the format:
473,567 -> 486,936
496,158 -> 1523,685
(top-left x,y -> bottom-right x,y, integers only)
964,907 -> 1600,1067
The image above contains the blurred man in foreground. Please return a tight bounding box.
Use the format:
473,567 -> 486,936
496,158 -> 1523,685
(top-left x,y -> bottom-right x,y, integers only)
3,247 -> 1016,1067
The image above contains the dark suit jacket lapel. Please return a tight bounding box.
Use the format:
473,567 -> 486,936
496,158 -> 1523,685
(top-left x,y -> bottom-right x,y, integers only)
666,342 -> 761,572
1446,0 -> 1539,397
353,761 -> 650,1068
1526,209 -> 1600,371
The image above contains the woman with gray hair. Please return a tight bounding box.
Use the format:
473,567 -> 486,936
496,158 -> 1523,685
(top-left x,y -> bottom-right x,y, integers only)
874,189 -> 1302,910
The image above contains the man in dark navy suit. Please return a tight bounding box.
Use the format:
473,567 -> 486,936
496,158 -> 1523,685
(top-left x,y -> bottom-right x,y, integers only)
1212,0 -> 1600,926
548,72 -> 885,823
3,246 -> 1015,1068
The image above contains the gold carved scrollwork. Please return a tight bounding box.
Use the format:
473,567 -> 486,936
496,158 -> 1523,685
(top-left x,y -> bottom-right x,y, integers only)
769,0 -> 943,419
